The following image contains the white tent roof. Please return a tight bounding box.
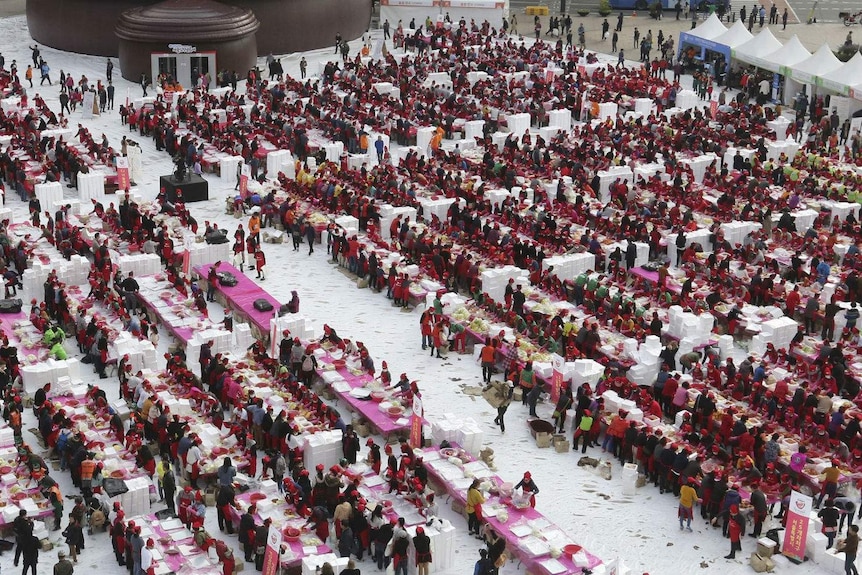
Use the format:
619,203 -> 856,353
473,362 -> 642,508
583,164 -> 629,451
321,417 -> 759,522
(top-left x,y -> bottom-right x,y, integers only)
732,28 -> 782,66
791,43 -> 843,84
687,13 -> 728,40
760,35 -> 811,73
818,52 -> 862,94
711,20 -> 754,49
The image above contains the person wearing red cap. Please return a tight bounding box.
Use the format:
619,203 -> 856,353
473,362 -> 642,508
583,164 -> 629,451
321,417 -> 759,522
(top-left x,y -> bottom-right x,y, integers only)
140,538 -> 155,575
722,504 -> 745,559
678,477 -> 698,531
413,525 -> 432,575
111,511 -> 127,566
514,472 -> 540,508
572,409 -> 594,454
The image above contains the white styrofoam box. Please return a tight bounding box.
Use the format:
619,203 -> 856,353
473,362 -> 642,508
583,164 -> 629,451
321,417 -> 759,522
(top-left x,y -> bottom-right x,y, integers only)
302,555 -> 349,575
334,215 -> 359,236
806,532 -> 828,561
35,181 -> 63,209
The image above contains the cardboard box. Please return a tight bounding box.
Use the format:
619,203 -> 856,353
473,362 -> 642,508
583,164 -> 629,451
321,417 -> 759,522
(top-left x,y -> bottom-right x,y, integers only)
536,432 -> 552,448
205,486 -> 218,507
450,499 -> 466,516
749,553 -> 774,573
513,388 -> 523,402
555,440 -> 571,453
234,561 -> 245,573
354,421 -> 370,438
40,539 -> 53,551
756,538 -> 777,558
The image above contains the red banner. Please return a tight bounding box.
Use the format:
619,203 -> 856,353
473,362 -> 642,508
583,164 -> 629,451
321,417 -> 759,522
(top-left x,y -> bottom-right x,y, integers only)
239,164 -> 250,198
551,353 -> 564,402
709,100 -> 718,117
782,490 -> 811,561
116,156 -> 130,192
261,524 -> 282,575
409,396 -> 423,448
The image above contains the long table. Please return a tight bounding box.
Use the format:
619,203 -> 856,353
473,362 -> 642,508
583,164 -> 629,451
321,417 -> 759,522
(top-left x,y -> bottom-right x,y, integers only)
315,350 -> 414,437
140,514 -> 222,575
194,263 -> 281,343
421,446 -> 602,575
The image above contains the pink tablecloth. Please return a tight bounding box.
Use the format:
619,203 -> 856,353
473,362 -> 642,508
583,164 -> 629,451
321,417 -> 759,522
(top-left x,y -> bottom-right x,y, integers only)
137,287 -> 195,345
228,490 -> 332,566
195,263 -> 281,337
317,352 -> 414,436
421,446 -> 602,575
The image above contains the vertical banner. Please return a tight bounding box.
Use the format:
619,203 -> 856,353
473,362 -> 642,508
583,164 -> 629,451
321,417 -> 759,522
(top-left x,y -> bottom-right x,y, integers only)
551,353 -> 564,402
409,395 -> 423,448
239,164 -> 250,198
269,318 -> 278,358
544,68 -> 555,83
709,100 -> 718,116
116,156 -> 130,191
181,250 -> 191,276
782,490 -> 811,562
82,91 -> 95,119
261,524 -> 282,575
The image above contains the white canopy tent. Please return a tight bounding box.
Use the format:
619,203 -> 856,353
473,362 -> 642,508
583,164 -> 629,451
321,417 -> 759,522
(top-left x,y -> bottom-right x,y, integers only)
759,35 -> 811,74
784,44 -> 843,110
731,28 -> 782,67
677,13 -> 728,60
790,44 -> 843,85
711,21 -> 754,52
817,52 -> 862,96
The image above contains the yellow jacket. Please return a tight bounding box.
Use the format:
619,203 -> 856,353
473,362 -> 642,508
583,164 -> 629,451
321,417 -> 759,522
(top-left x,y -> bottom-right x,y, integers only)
466,487 -> 484,514
679,485 -> 697,508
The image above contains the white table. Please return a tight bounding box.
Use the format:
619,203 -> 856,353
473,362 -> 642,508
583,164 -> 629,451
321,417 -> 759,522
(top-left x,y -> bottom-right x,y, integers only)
372,82 -> 394,94
820,200 -> 860,222
40,128 -> 75,142
466,71 -> 488,85
209,87 -> 232,99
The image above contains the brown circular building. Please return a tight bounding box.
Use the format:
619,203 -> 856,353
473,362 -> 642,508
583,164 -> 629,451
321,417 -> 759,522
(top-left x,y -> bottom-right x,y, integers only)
27,0 -> 372,58
115,0 -> 259,85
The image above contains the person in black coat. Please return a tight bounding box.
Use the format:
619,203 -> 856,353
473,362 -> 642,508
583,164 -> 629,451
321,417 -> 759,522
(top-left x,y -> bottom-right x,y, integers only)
238,505 -> 257,562
338,520 -> 354,558
486,530 -> 506,574
413,526 -> 432,575
13,509 -> 34,567
20,533 -> 40,575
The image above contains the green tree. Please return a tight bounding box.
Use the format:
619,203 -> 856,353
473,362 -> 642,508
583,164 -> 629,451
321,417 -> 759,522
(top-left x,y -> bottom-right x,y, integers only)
598,0 -> 612,16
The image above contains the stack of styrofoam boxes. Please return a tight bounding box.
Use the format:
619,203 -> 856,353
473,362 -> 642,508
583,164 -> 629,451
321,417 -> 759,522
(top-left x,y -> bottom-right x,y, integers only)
112,333 -> 158,373
234,323 -> 254,351
186,241 -> 231,270
186,329 -> 233,375
334,215 -> 359,237
0,425 -> 14,447
111,397 -> 131,421
480,265 -> 529,305
625,335 -> 663,388
548,109 -> 572,132
35,181 -> 63,210
303,430 -> 343,472
750,316 -> 798,357
22,357 -> 82,394
379,205 -> 417,240
572,359 -> 605,389
506,113 -> 531,137
667,306 -> 715,347
116,253 -> 161,277
302,555 -> 349,575
542,253 -> 596,282
602,390 -> 621,415
454,418 -> 484,457
417,519 -> 456,571
266,149 -> 293,179
114,475 -> 152,517
621,462 -> 639,496
157,390 -> 193,417
484,188 -> 510,210
430,413 -> 461,446
719,221 -> 762,248
22,254 -> 90,302
270,315 -> 315,344
717,334 -> 734,360
596,166 -> 633,204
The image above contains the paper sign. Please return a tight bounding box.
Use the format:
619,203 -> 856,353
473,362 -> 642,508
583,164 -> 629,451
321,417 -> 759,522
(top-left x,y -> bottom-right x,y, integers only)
116,156 -> 130,191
